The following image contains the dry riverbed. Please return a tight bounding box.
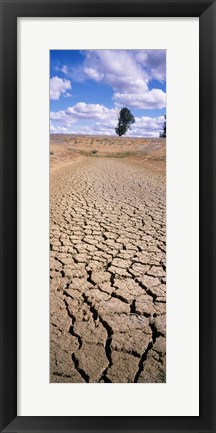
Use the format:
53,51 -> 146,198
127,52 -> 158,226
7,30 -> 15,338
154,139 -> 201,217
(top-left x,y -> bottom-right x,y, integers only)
50,137 -> 166,383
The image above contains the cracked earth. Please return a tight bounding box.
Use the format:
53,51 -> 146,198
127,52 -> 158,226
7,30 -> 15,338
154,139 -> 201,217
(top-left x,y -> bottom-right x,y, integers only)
50,151 -> 166,383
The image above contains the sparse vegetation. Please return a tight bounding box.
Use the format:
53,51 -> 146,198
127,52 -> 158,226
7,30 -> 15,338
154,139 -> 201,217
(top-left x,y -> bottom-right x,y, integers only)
79,150 -> 98,156
79,149 -> 131,158
104,151 -> 131,158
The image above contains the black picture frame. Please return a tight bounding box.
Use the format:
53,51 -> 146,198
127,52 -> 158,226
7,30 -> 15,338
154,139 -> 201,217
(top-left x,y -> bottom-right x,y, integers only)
0,0 -> 215,432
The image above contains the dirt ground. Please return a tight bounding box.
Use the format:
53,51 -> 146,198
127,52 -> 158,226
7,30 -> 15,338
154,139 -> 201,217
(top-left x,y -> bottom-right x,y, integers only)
50,135 -> 166,383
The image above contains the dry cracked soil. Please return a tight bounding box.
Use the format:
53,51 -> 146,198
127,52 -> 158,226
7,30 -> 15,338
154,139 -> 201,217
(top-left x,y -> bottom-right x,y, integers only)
50,138 -> 166,383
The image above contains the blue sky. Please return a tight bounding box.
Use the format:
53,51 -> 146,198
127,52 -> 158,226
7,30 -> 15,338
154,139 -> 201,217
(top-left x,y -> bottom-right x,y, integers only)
50,50 -> 166,137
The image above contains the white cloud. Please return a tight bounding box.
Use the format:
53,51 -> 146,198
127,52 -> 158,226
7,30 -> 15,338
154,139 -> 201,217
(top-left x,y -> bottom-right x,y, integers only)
83,50 -> 148,94
53,64 -> 69,75
50,103 -> 118,134
75,126 -> 113,136
134,50 -> 166,82
75,50 -> 166,110
83,67 -> 104,81
135,115 -> 164,129
127,115 -> 164,137
66,102 -> 118,120
61,65 -> 68,75
50,124 -> 69,133
50,108 -> 77,133
50,76 -> 71,100
114,88 -> 166,109
128,130 -> 160,138
74,119 -> 163,138
50,102 -> 165,137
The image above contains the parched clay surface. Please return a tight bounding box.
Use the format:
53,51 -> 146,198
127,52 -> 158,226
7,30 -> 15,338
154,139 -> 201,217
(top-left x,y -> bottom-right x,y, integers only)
50,156 -> 166,383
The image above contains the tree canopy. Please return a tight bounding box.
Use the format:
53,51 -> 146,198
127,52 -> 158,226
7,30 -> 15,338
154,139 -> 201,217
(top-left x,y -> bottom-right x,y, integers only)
115,107 -> 135,136
160,115 -> 166,138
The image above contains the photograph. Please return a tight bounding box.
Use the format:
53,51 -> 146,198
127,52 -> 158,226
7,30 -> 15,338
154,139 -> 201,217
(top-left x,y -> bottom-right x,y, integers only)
50,49 -> 166,383
1,0 -> 215,428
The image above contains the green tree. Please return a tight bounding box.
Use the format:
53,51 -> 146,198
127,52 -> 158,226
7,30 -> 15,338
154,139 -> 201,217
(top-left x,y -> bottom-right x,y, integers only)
115,107 -> 135,136
160,115 -> 166,138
